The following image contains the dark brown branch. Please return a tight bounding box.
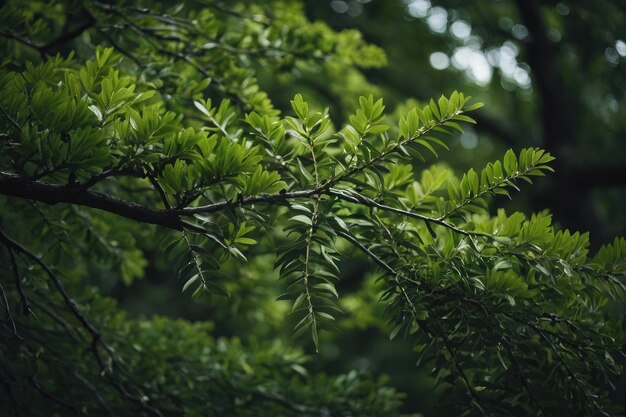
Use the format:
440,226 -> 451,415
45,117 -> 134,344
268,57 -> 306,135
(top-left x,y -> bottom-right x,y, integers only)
29,298 -> 85,344
104,377 -> 165,417
0,171 -> 320,235
337,229 -> 486,414
434,324 -> 487,417
144,165 -> 172,209
1,170 -> 489,247
6,245 -> 32,317
520,319 -> 602,413
0,171 -> 186,230
40,13 -> 95,54
79,166 -> 136,190
0,28 -> 43,54
1,228 -> 114,400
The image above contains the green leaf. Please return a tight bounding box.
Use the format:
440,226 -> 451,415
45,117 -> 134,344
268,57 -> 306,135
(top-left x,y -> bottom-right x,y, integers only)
314,283 -> 339,298
289,215 -> 313,226
182,274 -> 199,292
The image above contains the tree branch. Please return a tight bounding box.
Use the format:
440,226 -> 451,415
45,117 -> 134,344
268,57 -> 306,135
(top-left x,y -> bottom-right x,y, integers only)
0,281 -> 17,335
40,12 -> 95,54
0,171 -> 324,236
0,170 -> 186,230
502,338 -> 548,416
1,170 -> 492,247
0,9 -> 95,57
6,245 -> 32,317
178,188 -> 323,215
329,188 -> 490,238
0,228 -> 103,350
336,229 -> 411,282
0,227 -> 164,417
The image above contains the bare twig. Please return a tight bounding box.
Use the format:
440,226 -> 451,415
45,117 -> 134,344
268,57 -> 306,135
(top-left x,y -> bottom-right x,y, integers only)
329,188 -> 490,238
0,282 -> 17,335
502,338 -> 548,416
0,228 -> 164,417
6,245 -> 33,317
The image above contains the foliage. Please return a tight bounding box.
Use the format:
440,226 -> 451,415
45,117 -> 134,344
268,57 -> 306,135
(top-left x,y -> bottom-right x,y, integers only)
0,1 -> 624,416
303,0 -> 626,244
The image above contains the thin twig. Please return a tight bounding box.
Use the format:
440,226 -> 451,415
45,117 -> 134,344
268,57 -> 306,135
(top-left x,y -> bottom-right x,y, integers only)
329,188 -> 491,238
144,164 -> 171,209
28,375 -> 86,415
0,282 -> 17,335
327,111 -> 464,188
0,228 -> 164,417
6,245 -> 33,317
502,338 -> 548,416
522,319 -> 602,414
0,229 -> 103,349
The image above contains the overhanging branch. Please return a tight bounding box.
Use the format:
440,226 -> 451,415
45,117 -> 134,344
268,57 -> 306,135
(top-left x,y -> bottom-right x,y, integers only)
1,171 -> 487,240
0,171 -> 185,230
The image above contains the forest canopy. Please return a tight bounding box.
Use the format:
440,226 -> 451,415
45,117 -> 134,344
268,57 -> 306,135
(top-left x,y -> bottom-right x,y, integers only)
0,1 -> 624,416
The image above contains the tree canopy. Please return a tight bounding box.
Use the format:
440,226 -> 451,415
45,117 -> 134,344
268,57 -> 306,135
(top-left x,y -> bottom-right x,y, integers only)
304,0 -> 626,244
0,1 -> 624,416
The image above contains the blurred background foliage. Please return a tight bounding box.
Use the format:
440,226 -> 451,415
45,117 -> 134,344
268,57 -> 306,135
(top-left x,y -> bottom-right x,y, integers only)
299,0 -> 626,247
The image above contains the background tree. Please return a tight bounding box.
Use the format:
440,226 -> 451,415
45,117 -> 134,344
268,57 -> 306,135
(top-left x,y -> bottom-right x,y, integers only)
303,0 -> 626,245
0,1 -> 624,416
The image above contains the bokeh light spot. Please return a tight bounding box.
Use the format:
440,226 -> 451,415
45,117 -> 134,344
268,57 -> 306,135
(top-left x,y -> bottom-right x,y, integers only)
406,0 -> 431,18
460,130 -> 478,149
429,52 -> 450,70
605,47 -> 619,65
556,2 -> 570,15
426,7 -> 448,33
330,0 -> 349,14
512,24 -> 529,40
451,20 -> 471,40
616,40 -> 626,57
